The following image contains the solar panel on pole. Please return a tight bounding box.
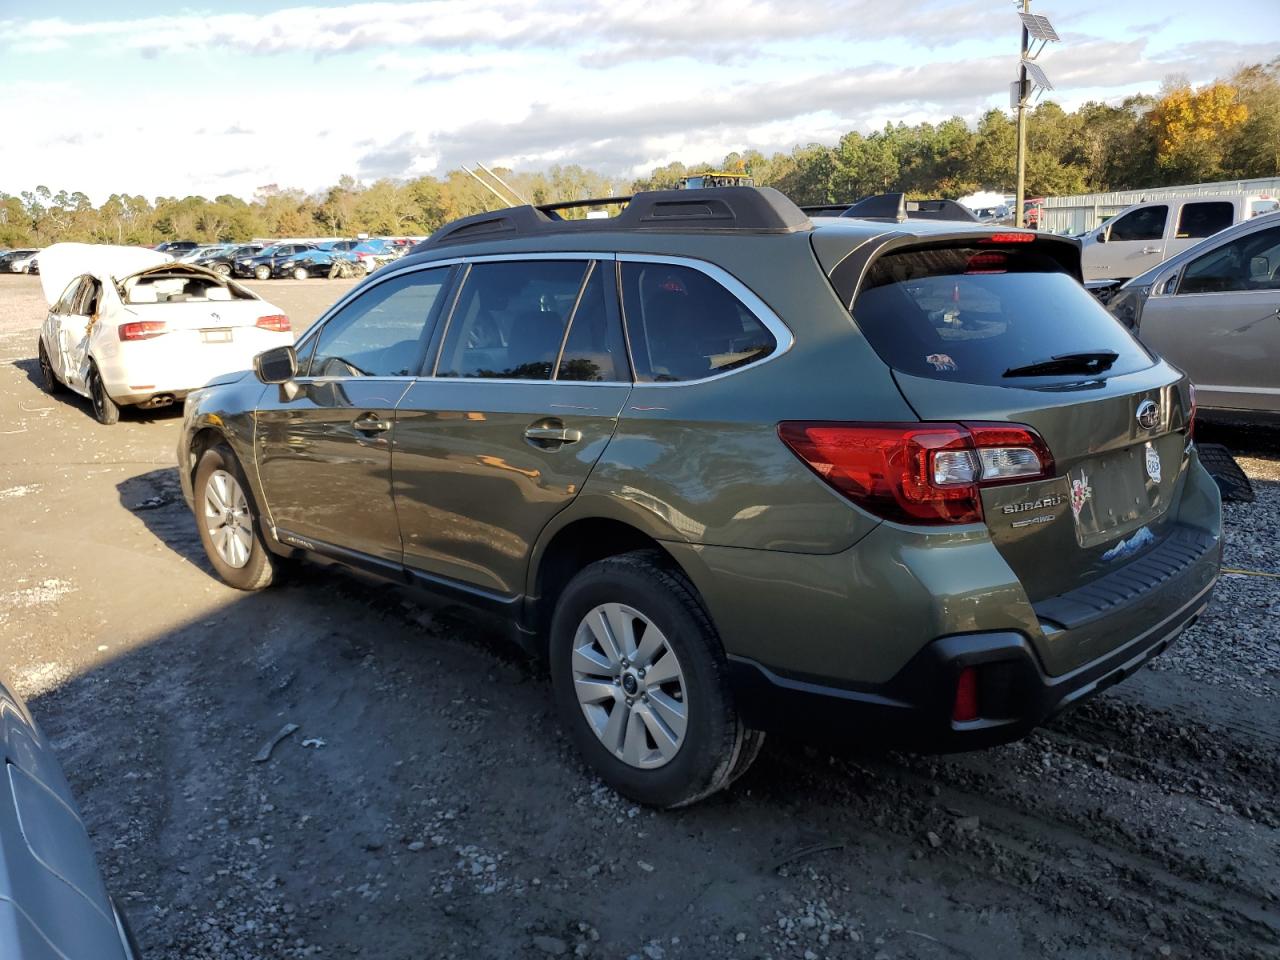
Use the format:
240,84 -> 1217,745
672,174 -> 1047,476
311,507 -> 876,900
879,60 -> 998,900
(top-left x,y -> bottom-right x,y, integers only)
1022,59 -> 1053,91
1018,12 -> 1059,41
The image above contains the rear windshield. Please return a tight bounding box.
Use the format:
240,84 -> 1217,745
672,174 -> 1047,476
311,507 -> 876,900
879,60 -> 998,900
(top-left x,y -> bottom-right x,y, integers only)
852,245 -> 1152,386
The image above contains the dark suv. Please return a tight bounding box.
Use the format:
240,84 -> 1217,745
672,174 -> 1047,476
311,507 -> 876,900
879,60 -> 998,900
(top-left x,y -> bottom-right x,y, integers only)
178,188 -> 1221,807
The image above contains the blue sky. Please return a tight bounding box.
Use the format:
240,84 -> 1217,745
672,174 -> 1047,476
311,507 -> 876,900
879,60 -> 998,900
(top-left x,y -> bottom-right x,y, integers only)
2,0 -> 1276,202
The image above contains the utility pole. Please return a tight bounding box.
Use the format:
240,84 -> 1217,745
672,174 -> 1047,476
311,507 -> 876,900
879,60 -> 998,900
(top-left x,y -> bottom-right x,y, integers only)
1015,0 -> 1030,227
1010,2 -> 1057,228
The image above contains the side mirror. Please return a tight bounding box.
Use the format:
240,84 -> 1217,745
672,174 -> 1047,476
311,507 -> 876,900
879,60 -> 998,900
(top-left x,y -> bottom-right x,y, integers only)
254,345 -> 297,384
1250,255 -> 1270,280
1096,229 -> 1107,244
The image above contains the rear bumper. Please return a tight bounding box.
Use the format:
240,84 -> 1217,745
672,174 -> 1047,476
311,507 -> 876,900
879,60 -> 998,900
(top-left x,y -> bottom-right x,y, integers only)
727,561 -> 1217,753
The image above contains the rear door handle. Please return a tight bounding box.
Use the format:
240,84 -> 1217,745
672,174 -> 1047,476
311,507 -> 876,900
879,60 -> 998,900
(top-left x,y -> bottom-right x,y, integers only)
524,422 -> 582,445
352,413 -> 391,435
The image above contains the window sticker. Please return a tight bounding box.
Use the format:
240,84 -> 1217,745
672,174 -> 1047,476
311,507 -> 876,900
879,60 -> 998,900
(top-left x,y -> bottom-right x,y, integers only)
925,353 -> 957,372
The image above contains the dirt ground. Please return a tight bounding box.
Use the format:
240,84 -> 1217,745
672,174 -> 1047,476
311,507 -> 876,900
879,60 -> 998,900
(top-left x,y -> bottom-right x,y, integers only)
1,272 -> 1277,960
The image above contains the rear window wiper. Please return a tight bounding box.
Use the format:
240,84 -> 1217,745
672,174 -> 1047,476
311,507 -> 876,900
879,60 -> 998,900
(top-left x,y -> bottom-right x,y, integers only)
1003,350 -> 1119,378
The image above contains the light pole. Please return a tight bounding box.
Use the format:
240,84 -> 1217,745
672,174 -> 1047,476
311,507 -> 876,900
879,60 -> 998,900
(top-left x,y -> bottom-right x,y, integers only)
1012,3 -> 1058,227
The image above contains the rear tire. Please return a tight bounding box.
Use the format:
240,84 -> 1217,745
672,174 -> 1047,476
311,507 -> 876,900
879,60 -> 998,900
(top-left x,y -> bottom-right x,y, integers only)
193,444 -> 277,590
38,339 -> 64,393
87,362 -> 119,425
549,550 -> 753,808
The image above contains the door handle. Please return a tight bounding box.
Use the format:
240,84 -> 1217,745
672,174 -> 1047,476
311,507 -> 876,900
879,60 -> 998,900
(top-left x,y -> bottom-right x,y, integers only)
524,422 -> 582,445
1141,246 -> 1161,255
352,413 -> 391,435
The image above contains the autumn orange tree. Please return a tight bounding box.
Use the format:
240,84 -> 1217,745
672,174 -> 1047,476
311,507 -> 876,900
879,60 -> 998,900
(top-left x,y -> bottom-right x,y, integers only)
1147,80 -> 1249,182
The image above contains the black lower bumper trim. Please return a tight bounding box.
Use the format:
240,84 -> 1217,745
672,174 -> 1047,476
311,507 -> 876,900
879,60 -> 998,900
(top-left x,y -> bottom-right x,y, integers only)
727,577 -> 1214,753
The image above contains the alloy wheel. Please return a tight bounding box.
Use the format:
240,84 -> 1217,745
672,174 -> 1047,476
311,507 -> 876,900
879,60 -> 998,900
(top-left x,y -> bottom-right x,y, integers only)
572,603 -> 688,769
203,469 -> 254,568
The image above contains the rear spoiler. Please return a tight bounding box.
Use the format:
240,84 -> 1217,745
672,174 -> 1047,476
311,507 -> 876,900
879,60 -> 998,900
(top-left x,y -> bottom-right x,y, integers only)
840,194 -> 978,223
820,230 -> 1084,309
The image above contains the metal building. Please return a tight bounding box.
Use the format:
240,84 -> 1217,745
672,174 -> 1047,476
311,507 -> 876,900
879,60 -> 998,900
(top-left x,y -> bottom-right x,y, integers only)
1039,176 -> 1280,235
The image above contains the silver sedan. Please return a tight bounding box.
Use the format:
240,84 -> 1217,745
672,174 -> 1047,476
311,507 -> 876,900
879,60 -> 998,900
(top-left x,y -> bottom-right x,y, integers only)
1108,211 -> 1280,417
0,674 -> 139,959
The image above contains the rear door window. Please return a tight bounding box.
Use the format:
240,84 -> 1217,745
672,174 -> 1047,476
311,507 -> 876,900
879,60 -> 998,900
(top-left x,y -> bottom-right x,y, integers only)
556,262 -> 628,382
1176,201 -> 1234,239
1108,206 -> 1167,242
851,244 -> 1153,386
435,260 -> 587,380
620,262 -> 776,382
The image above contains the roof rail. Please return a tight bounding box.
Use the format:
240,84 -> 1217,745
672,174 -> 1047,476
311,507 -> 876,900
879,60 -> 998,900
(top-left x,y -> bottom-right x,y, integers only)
840,193 -> 978,224
418,187 -> 811,249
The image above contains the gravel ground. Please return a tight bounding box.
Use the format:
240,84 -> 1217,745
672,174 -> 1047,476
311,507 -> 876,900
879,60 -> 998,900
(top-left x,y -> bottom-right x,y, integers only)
1,273 -> 1277,960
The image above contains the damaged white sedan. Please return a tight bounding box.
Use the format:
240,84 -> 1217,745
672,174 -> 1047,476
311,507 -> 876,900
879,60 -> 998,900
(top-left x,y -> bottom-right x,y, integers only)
37,243 -> 294,424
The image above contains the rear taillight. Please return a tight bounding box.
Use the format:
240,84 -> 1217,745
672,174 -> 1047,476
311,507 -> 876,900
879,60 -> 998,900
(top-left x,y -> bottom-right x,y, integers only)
119,321 -> 168,341
255,314 -> 290,332
953,667 -> 979,722
777,421 -> 1053,525
1187,383 -> 1197,440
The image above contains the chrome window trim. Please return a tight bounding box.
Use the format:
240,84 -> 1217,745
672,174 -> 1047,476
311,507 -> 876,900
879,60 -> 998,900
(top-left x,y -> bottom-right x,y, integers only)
617,252 -> 795,388
297,251 -> 795,389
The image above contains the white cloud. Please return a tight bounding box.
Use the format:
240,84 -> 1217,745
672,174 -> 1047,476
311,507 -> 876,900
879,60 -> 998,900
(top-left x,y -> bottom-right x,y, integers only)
1,1 -> 1005,60
0,2 -> 1272,203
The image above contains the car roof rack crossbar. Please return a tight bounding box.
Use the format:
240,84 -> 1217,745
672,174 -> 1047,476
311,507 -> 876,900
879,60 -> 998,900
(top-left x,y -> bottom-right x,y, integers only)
419,187 -> 811,249
839,193 -> 979,224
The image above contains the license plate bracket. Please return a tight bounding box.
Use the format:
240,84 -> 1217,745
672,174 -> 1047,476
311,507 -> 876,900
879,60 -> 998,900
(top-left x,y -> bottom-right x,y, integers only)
201,328 -> 233,343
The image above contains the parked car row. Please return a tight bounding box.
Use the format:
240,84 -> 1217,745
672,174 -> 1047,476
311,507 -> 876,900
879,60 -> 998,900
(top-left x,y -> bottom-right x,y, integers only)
1,248 -> 41,273
150,237 -> 420,280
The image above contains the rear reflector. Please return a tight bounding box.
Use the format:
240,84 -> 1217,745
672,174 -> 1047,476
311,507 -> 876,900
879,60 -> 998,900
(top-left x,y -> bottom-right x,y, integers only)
118,321 -> 168,341
953,667 -> 979,722
255,314 -> 290,332
777,421 -> 1053,525
981,232 -> 1036,244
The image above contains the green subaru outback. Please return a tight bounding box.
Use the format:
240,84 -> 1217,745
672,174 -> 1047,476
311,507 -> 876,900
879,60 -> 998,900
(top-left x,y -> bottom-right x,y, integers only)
179,188 -> 1221,807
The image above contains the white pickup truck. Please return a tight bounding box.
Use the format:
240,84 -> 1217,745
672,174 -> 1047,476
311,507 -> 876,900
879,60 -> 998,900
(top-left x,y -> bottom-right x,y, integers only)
1080,193 -> 1280,282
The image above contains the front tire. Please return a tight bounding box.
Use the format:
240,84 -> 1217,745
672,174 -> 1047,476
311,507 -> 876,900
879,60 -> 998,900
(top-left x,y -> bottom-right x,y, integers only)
193,444 -> 277,590
293,267 -> 309,281
38,339 -> 64,393
87,362 -> 119,424
213,263 -> 231,278
549,550 -> 754,808
254,265 -> 271,281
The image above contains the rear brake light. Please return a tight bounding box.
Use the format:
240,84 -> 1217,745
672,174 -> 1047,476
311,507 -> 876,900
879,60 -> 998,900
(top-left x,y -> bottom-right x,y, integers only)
119,321 -> 168,341
777,421 -> 1053,525
981,232 -> 1036,244
255,314 -> 290,332
953,667 -> 979,722
965,251 -> 1009,274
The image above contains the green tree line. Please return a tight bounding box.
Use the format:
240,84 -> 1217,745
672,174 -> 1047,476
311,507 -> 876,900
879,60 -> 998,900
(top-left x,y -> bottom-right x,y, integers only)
3,61 -> 1276,248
